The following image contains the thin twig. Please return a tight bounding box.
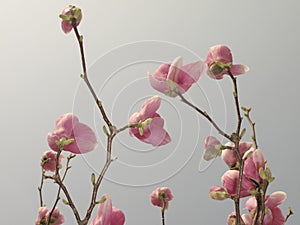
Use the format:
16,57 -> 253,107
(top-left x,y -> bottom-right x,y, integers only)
73,25 -> 113,129
38,169 -> 45,207
244,109 -> 258,149
177,91 -> 232,141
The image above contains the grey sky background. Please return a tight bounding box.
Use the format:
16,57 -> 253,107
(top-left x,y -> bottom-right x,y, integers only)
1,0 -> 299,224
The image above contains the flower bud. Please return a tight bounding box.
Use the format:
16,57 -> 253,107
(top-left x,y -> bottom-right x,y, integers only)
40,150 -> 63,172
209,186 -> 229,200
150,187 -> 173,209
59,5 -> 82,34
203,136 -> 221,161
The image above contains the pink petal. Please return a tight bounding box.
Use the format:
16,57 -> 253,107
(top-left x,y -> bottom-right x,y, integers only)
61,21 -> 73,34
110,207 -> 125,225
176,60 -> 206,92
244,196 -> 257,211
91,195 -> 112,225
265,191 -> 287,208
55,113 -> 79,137
167,56 -> 183,82
270,207 -> 286,225
230,64 -> 249,75
148,72 -> 171,95
140,96 -> 161,119
263,208 -> 273,225
47,133 -> 60,151
206,45 -> 232,65
144,117 -> 171,146
65,122 -> 98,154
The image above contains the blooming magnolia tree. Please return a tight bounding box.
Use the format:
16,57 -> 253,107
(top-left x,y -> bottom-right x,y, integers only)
36,5 -> 293,225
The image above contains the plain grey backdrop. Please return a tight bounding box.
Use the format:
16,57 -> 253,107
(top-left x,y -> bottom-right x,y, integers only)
1,0 -> 299,224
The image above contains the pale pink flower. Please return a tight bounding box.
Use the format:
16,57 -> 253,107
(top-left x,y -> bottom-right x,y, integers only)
150,187 -> 173,209
222,142 -> 252,168
40,150 -> 63,172
243,148 -> 265,183
148,56 -> 206,97
48,113 -> 97,154
205,45 -> 249,79
244,191 -> 287,225
209,186 -> 229,200
60,5 -> 82,34
222,170 -> 255,198
203,136 -> 221,161
35,207 -> 64,225
90,194 -> 125,225
129,96 -> 171,146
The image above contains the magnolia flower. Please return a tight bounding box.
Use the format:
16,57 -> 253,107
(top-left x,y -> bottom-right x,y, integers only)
222,170 -> 255,198
205,45 -> 249,79
129,96 -> 171,146
148,56 -> 206,97
35,207 -> 64,225
244,191 -> 287,225
150,187 -> 173,209
40,150 -> 63,172
60,5 -> 82,34
209,186 -> 229,200
203,136 -> 221,161
48,113 -> 97,154
90,194 -> 125,225
243,148 -> 265,183
221,142 -> 252,168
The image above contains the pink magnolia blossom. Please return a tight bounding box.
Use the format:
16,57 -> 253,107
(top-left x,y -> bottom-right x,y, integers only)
205,45 -> 249,80
222,170 -> 255,198
60,5 -> 82,34
150,187 -> 173,209
203,136 -> 221,161
48,113 -> 97,154
90,194 -> 125,225
243,148 -> 265,183
221,142 -> 252,168
129,96 -> 171,146
148,56 -> 206,97
40,150 -> 63,172
35,207 -> 64,225
209,186 -> 229,200
244,191 -> 287,225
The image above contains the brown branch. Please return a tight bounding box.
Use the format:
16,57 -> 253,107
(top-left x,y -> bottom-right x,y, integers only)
38,169 -> 45,207
177,91 -> 232,141
73,25 -> 113,129
244,108 -> 258,149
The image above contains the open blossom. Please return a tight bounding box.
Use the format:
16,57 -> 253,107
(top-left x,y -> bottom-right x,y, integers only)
203,136 -> 221,161
90,194 -> 125,225
35,207 -> 64,225
148,56 -> 206,97
205,45 -> 249,79
150,187 -> 173,209
221,142 -> 252,168
244,191 -> 287,225
48,113 -> 97,154
40,150 -> 63,172
60,5 -> 82,34
243,148 -> 265,182
222,170 -> 255,198
129,96 -> 171,146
